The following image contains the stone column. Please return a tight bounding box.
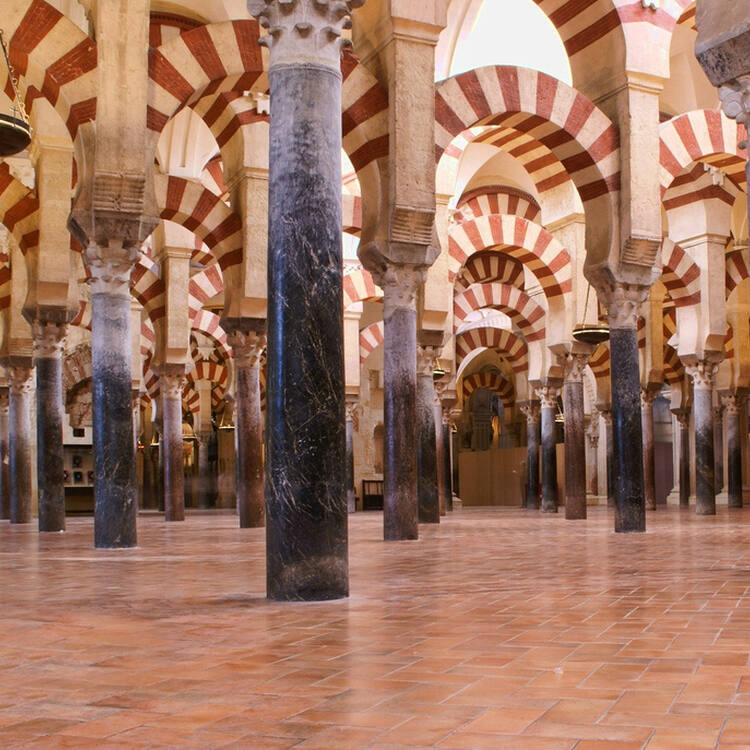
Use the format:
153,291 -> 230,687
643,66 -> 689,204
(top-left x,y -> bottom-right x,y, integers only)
606,285 -> 646,532
713,404 -> 724,494
0,387 -> 9,520
676,410 -> 691,506
686,360 -> 718,515
345,398 -> 357,514
417,345 -> 439,524
228,327 -> 266,528
722,392 -> 742,508
251,0 -> 356,600
641,387 -> 658,511
433,389 -> 447,517
520,401 -> 541,510
536,385 -> 559,513
86,240 -> 139,548
32,321 -> 67,532
601,409 -> 615,507
563,353 -> 588,520
442,412 -> 453,512
586,414 -> 599,498
6,364 -> 33,524
381,266 -> 423,540
159,366 -> 187,522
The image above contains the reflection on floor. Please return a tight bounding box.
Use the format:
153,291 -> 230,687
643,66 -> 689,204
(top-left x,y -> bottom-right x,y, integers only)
1,506 -> 750,748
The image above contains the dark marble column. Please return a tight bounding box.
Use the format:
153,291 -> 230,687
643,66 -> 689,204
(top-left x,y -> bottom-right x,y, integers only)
607,289 -> 646,533
563,353 -> 588,520
713,405 -> 724,495
722,393 -> 742,508
417,345 -> 439,524
677,410 -> 690,506
586,413 -> 599,498
345,399 -> 357,513
0,387 -> 9,520
536,385 -> 559,513
521,401 -> 540,510
686,361 -> 717,515
602,410 -> 615,507
255,0 -> 355,600
434,392 -> 447,517
86,241 -> 138,548
442,415 -> 453,512
196,430 -> 212,508
641,388 -> 657,512
159,366 -> 187,522
32,321 -> 67,532
227,326 -> 266,528
5,363 -> 33,524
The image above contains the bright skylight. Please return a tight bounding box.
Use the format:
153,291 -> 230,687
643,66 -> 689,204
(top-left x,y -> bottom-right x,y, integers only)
449,0 -> 571,85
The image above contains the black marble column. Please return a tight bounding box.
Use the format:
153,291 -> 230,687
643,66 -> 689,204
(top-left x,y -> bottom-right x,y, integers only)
434,395 -> 447,517
677,411 -> 690,506
0,387 -> 9,520
417,346 -> 439,524
641,388 -> 657,512
586,422 -> 599,498
609,323 -> 645,533
713,405 -> 724,495
261,3 -> 351,599
688,362 -> 716,516
160,367 -> 186,522
6,363 -> 33,524
563,354 -> 587,520
442,418 -> 453,512
33,322 -> 67,532
345,400 -> 357,513
522,402 -> 540,510
537,386 -> 559,513
88,242 -> 138,548
602,410 -> 615,507
723,394 -> 742,508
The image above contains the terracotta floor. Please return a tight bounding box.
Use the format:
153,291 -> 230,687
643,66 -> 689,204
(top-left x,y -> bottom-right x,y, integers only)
1,506 -> 750,749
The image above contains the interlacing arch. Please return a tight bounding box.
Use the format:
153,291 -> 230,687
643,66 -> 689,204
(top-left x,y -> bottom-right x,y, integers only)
456,186 -> 541,225
726,250 -> 750,297
461,371 -> 514,409
343,267 -> 382,310
660,239 -> 701,307
588,344 -> 610,381
453,283 -> 545,341
359,321 -> 384,364
455,326 -> 528,373
0,164 -> 39,256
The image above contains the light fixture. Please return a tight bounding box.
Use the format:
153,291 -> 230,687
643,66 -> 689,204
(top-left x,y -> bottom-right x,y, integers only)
573,281 -> 610,345
433,365 -> 446,381
0,30 -> 32,157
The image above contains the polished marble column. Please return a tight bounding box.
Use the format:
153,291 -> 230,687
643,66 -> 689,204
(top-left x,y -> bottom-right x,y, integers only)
252,0 -> 356,599
32,321 -> 67,532
641,388 -> 657,512
563,353 -> 588,520
676,410 -> 691,506
159,366 -> 187,522
433,392 -> 447,517
536,386 -> 559,513
417,346 -> 439,524
441,413 -> 453,512
686,360 -> 718,516
713,404 -> 724,495
6,363 -> 33,524
601,409 -> 615,507
345,399 -> 357,514
722,392 -> 742,508
86,240 -> 138,548
521,401 -> 541,510
586,418 -> 599,498
0,387 -> 9,520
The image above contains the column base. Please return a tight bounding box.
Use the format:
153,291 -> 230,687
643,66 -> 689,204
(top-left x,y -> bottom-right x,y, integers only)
715,491 -> 729,506
452,495 -> 462,511
585,494 -> 606,506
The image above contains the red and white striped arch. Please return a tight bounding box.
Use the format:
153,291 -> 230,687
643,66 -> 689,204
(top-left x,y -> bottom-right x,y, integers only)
456,186 -> 541,225
343,268 -> 382,309
449,215 -> 571,301
454,253 -> 525,292
588,343 -> 610,381
359,321 -> 384,364
0,164 -> 39,256
190,309 -> 230,358
662,162 -> 740,214
461,371 -> 515,409
453,283 -> 546,341
663,344 -> 684,385
659,110 -> 748,195
660,239 -> 700,308
726,250 -> 749,298
131,256 -> 166,324
456,326 -> 528,372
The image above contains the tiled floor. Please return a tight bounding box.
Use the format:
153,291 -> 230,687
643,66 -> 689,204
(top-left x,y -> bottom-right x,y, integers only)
1,505 -> 750,748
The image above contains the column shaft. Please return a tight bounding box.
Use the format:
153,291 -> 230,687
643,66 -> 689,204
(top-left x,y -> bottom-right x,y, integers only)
0,389 -> 9,520
538,389 -> 558,514
642,391 -> 656,511
523,405 -> 540,510
689,364 -> 716,515
434,400 -> 446,517
417,352 -> 439,524
724,396 -> 742,508
345,416 -> 355,513
161,373 -> 186,522
679,416 -> 690,506
7,366 -> 33,524
604,412 -> 615,507
442,420 -> 453,512
563,375 -> 586,520
714,407 -> 724,494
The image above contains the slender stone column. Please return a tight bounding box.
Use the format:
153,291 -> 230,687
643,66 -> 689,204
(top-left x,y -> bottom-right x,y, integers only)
86,240 -> 139,548
345,399 -> 357,513
606,285 -> 647,532
0,387 -> 9,520
417,345 -> 439,524
641,388 -> 658,511
713,405 -> 724,494
159,366 -> 187,522
722,393 -> 742,508
434,393 -> 447,517
686,360 -> 718,515
586,417 -> 599,498
6,364 -> 33,524
520,401 -> 541,510
32,321 -> 67,532
563,353 -> 588,520
251,0 -> 357,599
536,386 -> 559,513
601,409 -> 615,507
228,327 -> 266,527
676,410 -> 690,506
442,413 -> 453,512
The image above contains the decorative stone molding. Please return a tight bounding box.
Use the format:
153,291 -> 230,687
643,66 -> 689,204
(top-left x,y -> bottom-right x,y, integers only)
685,360 -> 718,391
228,329 -> 266,369
248,0 -> 365,70
535,386 -> 559,409
6,366 -> 33,395
31,321 -> 67,360
84,239 -> 138,298
519,401 -> 541,424
600,281 -> 650,330
417,345 -> 437,376
563,352 -> 588,383
718,75 -> 750,147
378,264 -> 426,316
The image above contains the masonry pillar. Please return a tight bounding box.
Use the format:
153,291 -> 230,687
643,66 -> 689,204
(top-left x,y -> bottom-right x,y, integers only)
676,410 -> 691,506
563,354 -> 588,520
159,366 -> 187,522
601,409 -> 615,507
536,386 -> 559,513
6,363 -> 33,524
586,417 -> 599,498
32,321 -> 67,532
227,326 -> 266,528
86,241 -> 139,548
722,392 -> 742,508
641,388 -> 658,511
417,345 -> 439,524
686,361 -> 718,515
251,0 -> 356,599
0,387 -> 8,520
520,401 -> 540,510
713,404 -> 724,494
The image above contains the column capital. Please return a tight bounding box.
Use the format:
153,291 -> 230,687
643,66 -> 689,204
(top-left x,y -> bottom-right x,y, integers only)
600,409 -> 612,426
345,399 -> 360,429
562,352 -> 589,383
5,364 -> 33,395
685,360 -> 718,391
535,385 -> 559,409
721,392 -> 740,416
376,263 -> 427,315
0,386 -> 8,415
519,400 -> 541,424
598,281 -> 650,330
248,0 -> 364,69
417,345 -> 438,376
158,365 -> 188,401
228,329 -> 266,369
718,75 -> 750,146
640,385 -> 659,409
84,239 -> 138,298
31,321 -> 67,360
672,408 -> 690,428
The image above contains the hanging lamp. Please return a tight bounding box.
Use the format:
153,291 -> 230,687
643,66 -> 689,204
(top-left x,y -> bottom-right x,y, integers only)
0,30 -> 31,157
572,280 -> 610,345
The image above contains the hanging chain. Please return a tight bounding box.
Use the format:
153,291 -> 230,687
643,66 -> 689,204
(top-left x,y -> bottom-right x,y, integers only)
0,29 -> 30,124
582,280 -> 593,325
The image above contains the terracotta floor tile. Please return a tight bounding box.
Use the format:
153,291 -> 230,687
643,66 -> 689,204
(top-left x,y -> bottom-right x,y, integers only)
460,706 -> 549,734
645,727 -> 721,748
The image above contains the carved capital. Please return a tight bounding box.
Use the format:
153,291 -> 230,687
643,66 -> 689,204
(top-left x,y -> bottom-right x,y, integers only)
228,329 -> 266,369
673,409 -> 690,428
718,75 -> 750,147
640,386 -> 658,409
0,387 -> 8,416
248,0 -> 364,69
721,392 -> 740,416
535,385 -> 559,409
32,321 -> 67,360
685,360 -> 718,391
345,399 -> 360,430
519,400 -> 540,425
599,281 -> 649,330
159,367 -> 187,401
6,365 -> 33,395
563,352 -> 588,383
417,345 -> 437,376
377,263 -> 426,316
600,409 -> 612,427
84,239 -> 138,298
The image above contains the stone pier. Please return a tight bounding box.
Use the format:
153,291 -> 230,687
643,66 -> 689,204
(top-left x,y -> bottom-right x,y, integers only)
536,385 -> 559,514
